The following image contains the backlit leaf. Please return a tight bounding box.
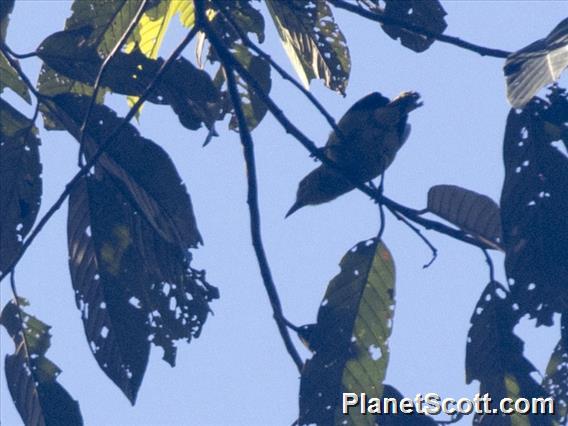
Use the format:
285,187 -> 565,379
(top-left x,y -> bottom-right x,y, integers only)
0,52 -> 31,103
266,0 -> 350,94
505,18 -> 568,108
427,184 -> 503,251
299,238 -> 395,425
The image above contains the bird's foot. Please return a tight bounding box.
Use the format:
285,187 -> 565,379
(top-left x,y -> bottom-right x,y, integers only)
309,147 -> 326,162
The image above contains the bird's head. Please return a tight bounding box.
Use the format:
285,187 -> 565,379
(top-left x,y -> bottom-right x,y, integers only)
390,91 -> 423,113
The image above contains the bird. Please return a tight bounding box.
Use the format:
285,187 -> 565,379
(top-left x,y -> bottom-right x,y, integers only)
286,91 -> 422,217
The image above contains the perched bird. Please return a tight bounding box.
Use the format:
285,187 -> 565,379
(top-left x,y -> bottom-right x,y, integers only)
286,91 -> 422,217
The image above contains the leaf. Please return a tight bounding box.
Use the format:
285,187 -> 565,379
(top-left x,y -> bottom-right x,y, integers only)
0,99 -> 42,274
299,238 -> 395,425
0,298 -> 83,426
466,282 -> 553,426
427,184 -> 503,251
50,93 -> 203,248
543,315 -> 568,425
37,27 -> 221,131
68,173 -> 218,403
378,0 -> 447,53
0,52 -> 31,103
505,18 -> 568,108
266,0 -> 350,94
500,87 -> 568,326
37,0 -> 161,129
0,0 -> 14,42
204,0 -> 270,131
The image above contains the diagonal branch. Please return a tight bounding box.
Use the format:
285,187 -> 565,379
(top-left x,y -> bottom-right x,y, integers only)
329,0 -> 511,58
0,27 -> 199,284
196,16 -> 494,252
196,0 -> 304,373
78,0 -> 149,166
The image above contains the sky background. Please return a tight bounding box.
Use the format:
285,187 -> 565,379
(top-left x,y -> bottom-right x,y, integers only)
1,1 -> 567,425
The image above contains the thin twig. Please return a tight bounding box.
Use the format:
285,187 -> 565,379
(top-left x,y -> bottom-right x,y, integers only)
78,0 -> 149,166
0,27 -> 199,284
328,0 -> 511,58
197,23 -> 494,252
0,44 -> 49,101
197,0 -> 304,373
482,248 -> 496,283
1,44 -> 37,59
389,206 -> 438,268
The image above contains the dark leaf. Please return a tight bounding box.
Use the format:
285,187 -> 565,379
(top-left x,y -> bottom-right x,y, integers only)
542,315 -> 568,425
51,93 -> 202,249
299,239 -> 395,425
0,298 -> 83,426
0,0 -> 14,42
466,281 -> 553,425
68,174 -> 218,402
504,18 -> 568,108
0,99 -> 42,274
377,0 -> 447,53
37,0 -> 151,128
375,385 -> 438,425
427,184 -> 503,251
500,87 -> 568,326
37,27 -> 221,131
266,0 -> 350,94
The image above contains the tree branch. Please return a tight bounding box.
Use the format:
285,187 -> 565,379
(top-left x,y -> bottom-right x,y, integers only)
195,18 -> 494,253
196,0 -> 304,373
328,0 -> 511,58
0,27 -> 199,284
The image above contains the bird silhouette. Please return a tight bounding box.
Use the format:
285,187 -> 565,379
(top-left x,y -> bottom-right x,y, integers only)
286,91 -> 422,217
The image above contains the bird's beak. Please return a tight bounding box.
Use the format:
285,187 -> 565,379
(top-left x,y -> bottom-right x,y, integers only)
391,91 -> 423,113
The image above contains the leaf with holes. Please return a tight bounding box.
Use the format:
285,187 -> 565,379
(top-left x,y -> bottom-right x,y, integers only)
299,239 -> 395,426
372,0 -> 447,53
466,281 -> 553,425
0,99 -> 42,274
266,0 -> 350,94
51,93 -> 202,248
500,87 -> 568,326
203,0 -> 270,131
37,0 -> 152,128
0,298 -> 83,425
504,18 -> 568,108
37,27 -> 221,131
427,184 -> 503,251
68,174 -> 218,403
0,53 -> 31,103
543,315 -> 568,425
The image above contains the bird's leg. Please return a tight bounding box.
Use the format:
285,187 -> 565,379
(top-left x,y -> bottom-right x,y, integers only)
309,146 -> 327,162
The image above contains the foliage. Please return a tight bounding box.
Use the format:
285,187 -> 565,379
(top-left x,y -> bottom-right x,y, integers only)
0,0 -> 567,425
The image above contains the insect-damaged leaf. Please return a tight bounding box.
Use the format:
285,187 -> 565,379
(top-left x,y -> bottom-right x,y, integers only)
202,0 -> 270,131
37,27 -> 221,131
542,315 -> 568,425
361,0 -> 447,53
427,184 -> 503,251
299,239 -> 395,426
50,93 -> 202,249
0,298 -> 83,426
0,52 -> 31,103
466,282 -> 554,426
68,174 -> 218,403
504,18 -> 568,108
500,87 -> 568,326
266,0 -> 350,94
0,99 -> 42,274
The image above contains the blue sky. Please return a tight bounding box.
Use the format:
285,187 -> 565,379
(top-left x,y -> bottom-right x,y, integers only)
1,1 -> 566,425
